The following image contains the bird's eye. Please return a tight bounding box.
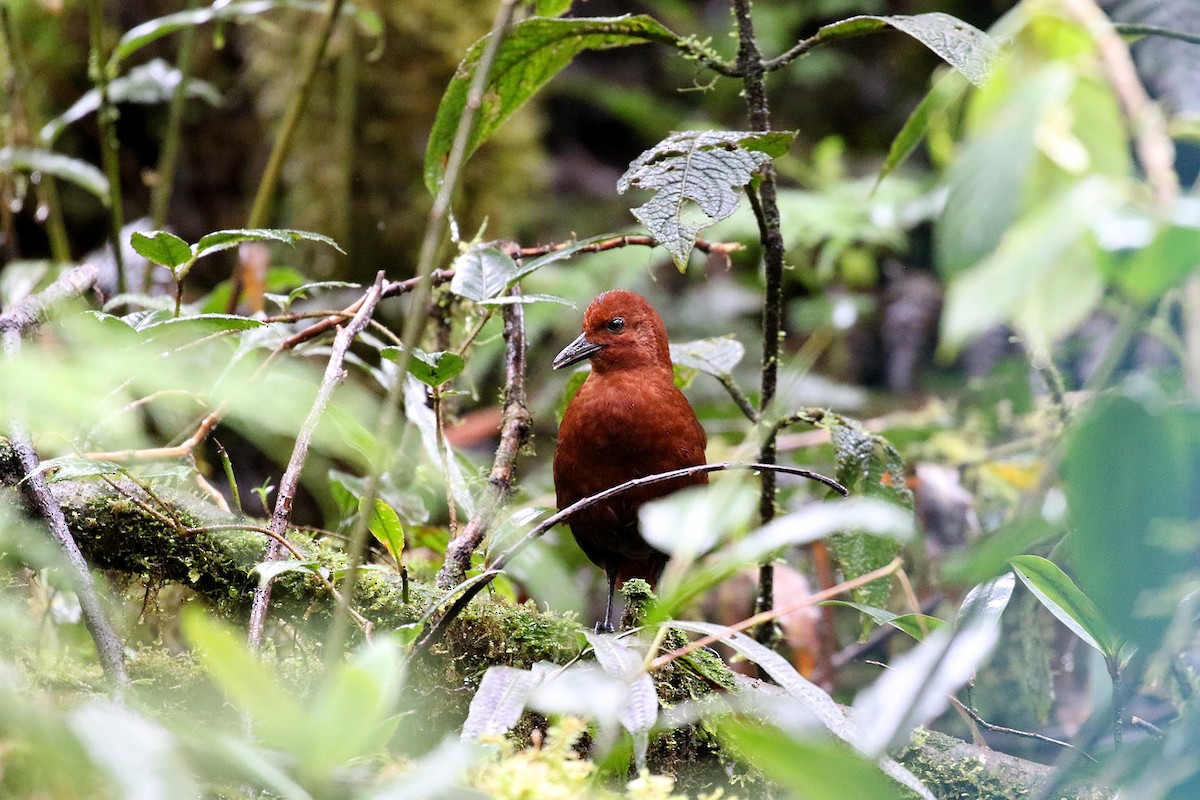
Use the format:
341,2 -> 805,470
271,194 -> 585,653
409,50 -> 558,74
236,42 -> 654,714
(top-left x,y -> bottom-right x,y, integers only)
606,317 -> 625,333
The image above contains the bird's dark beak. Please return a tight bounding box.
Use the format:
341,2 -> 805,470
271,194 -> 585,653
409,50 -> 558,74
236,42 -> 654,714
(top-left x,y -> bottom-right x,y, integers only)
553,332 -> 604,369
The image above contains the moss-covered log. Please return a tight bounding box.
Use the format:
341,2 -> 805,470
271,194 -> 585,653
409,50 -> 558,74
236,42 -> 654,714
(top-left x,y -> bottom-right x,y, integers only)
0,439 -> 1110,799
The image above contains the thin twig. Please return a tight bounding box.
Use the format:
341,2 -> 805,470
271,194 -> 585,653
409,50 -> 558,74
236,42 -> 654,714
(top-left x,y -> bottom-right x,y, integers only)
648,557 -> 903,671
952,696 -> 1096,762
436,294 -> 531,588
413,461 -> 847,653
247,271 -> 385,650
0,264 -> 99,333
84,0 -> 126,294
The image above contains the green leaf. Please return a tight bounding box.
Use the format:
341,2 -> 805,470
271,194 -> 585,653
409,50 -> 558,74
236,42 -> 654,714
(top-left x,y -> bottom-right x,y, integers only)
362,497 -> 405,563
720,720 -> 909,800
509,232 -> 623,284
532,0 -> 572,16
817,13 -> 1000,87
476,292 -> 574,307
876,69 -> 968,188
137,313 -> 264,342
940,178 -> 1113,354
1097,200 -> 1200,306
423,15 -> 685,195
1010,555 -> 1118,657
449,247 -> 518,302
384,348 -> 466,389
618,130 -> 797,269
669,335 -> 745,378
194,228 -> 344,260
251,559 -> 328,586
130,230 -> 194,270
41,59 -> 220,145
112,1 -> 310,67
822,601 -> 945,641
0,147 -> 108,201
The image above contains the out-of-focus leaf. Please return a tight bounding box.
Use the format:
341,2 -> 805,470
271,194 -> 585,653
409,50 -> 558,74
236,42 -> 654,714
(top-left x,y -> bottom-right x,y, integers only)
402,377 -> 473,515
194,229 -> 343,260
39,457 -> 125,483
1010,555 -> 1118,657
669,335 -> 745,377
956,573 -> 1016,630
0,147 -> 108,201
641,482 -> 758,561
532,0 -> 572,16
510,233 -> 620,283
816,13 -> 999,87
1096,198 -> 1200,306
1064,393 -> 1196,651
584,631 -> 656,768
449,247 -> 517,302
69,701 -> 199,800
618,130 -> 796,269
461,664 -> 543,741
476,293 -> 574,307
367,738 -> 487,800
363,497 -> 405,563
251,559 -> 327,586
131,230 -> 193,270
822,601 -> 945,640
424,15 -> 685,194
877,69 -> 969,187
720,720 -> 909,800
41,59 -> 221,145
137,313 -> 264,342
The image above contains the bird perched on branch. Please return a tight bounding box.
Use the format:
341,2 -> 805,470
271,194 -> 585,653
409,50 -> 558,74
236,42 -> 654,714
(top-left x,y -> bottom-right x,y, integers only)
553,289 -> 708,631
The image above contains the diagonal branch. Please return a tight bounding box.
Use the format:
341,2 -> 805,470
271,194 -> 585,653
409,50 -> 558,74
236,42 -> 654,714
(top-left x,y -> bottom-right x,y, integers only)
247,271 -> 386,649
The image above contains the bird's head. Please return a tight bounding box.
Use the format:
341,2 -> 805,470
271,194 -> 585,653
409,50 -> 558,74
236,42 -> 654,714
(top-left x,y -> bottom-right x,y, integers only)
553,289 -> 672,374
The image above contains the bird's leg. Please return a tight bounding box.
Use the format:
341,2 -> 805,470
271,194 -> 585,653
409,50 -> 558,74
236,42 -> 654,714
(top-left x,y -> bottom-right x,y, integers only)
597,566 -> 618,633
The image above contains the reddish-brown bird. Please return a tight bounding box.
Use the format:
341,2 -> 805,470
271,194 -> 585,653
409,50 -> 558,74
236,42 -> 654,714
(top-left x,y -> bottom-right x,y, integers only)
553,289 -> 708,631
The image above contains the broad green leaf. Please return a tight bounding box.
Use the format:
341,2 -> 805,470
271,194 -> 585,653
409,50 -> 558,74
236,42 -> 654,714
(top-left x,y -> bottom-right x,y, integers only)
137,313 -> 264,342
383,347 -> 466,388
449,247 -> 517,302
1096,200 -> 1200,306
0,147 -> 108,201
720,720 -> 908,800
618,130 -> 797,269
194,228 -> 344,260
1065,394 -> 1198,651
424,15 -> 686,194
41,59 -> 220,145
940,177 -> 1115,353
131,230 -> 194,270
1011,555 -> 1118,656
362,497 -> 405,562
669,335 -> 745,378
817,13 -> 1000,87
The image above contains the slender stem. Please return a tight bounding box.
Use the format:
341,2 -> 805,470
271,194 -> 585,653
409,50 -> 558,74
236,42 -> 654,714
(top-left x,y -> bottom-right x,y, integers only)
0,6 -> 71,261
245,0 -> 346,228
432,387 -> 459,538
732,0 -> 789,638
324,0 -> 522,663
85,0 -> 126,293
149,0 -> 200,236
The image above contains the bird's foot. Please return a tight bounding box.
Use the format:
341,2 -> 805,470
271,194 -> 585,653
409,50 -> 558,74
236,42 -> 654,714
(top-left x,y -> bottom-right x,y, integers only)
594,621 -> 615,634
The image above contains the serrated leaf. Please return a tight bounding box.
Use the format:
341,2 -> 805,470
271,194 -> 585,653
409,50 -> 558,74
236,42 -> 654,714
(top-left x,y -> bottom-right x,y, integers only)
449,247 -> 518,302
618,130 -> 796,269
41,59 -> 221,145
461,666 -> 542,741
362,497 -> 405,563
194,228 -> 344,260
131,230 -> 194,270
583,631 -> 658,736
424,15 -> 686,194
0,147 -> 108,201
669,335 -> 745,377
1010,555 -> 1118,657
393,349 -> 466,388
818,13 -> 999,87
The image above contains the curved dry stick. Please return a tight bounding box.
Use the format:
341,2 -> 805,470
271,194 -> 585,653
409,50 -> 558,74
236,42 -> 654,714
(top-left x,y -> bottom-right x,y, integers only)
247,271 -> 385,649
413,461 -> 847,653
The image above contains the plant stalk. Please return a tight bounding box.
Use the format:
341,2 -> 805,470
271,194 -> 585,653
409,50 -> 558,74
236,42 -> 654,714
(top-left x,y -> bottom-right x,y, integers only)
149,0 -> 201,239
85,0 -> 126,293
